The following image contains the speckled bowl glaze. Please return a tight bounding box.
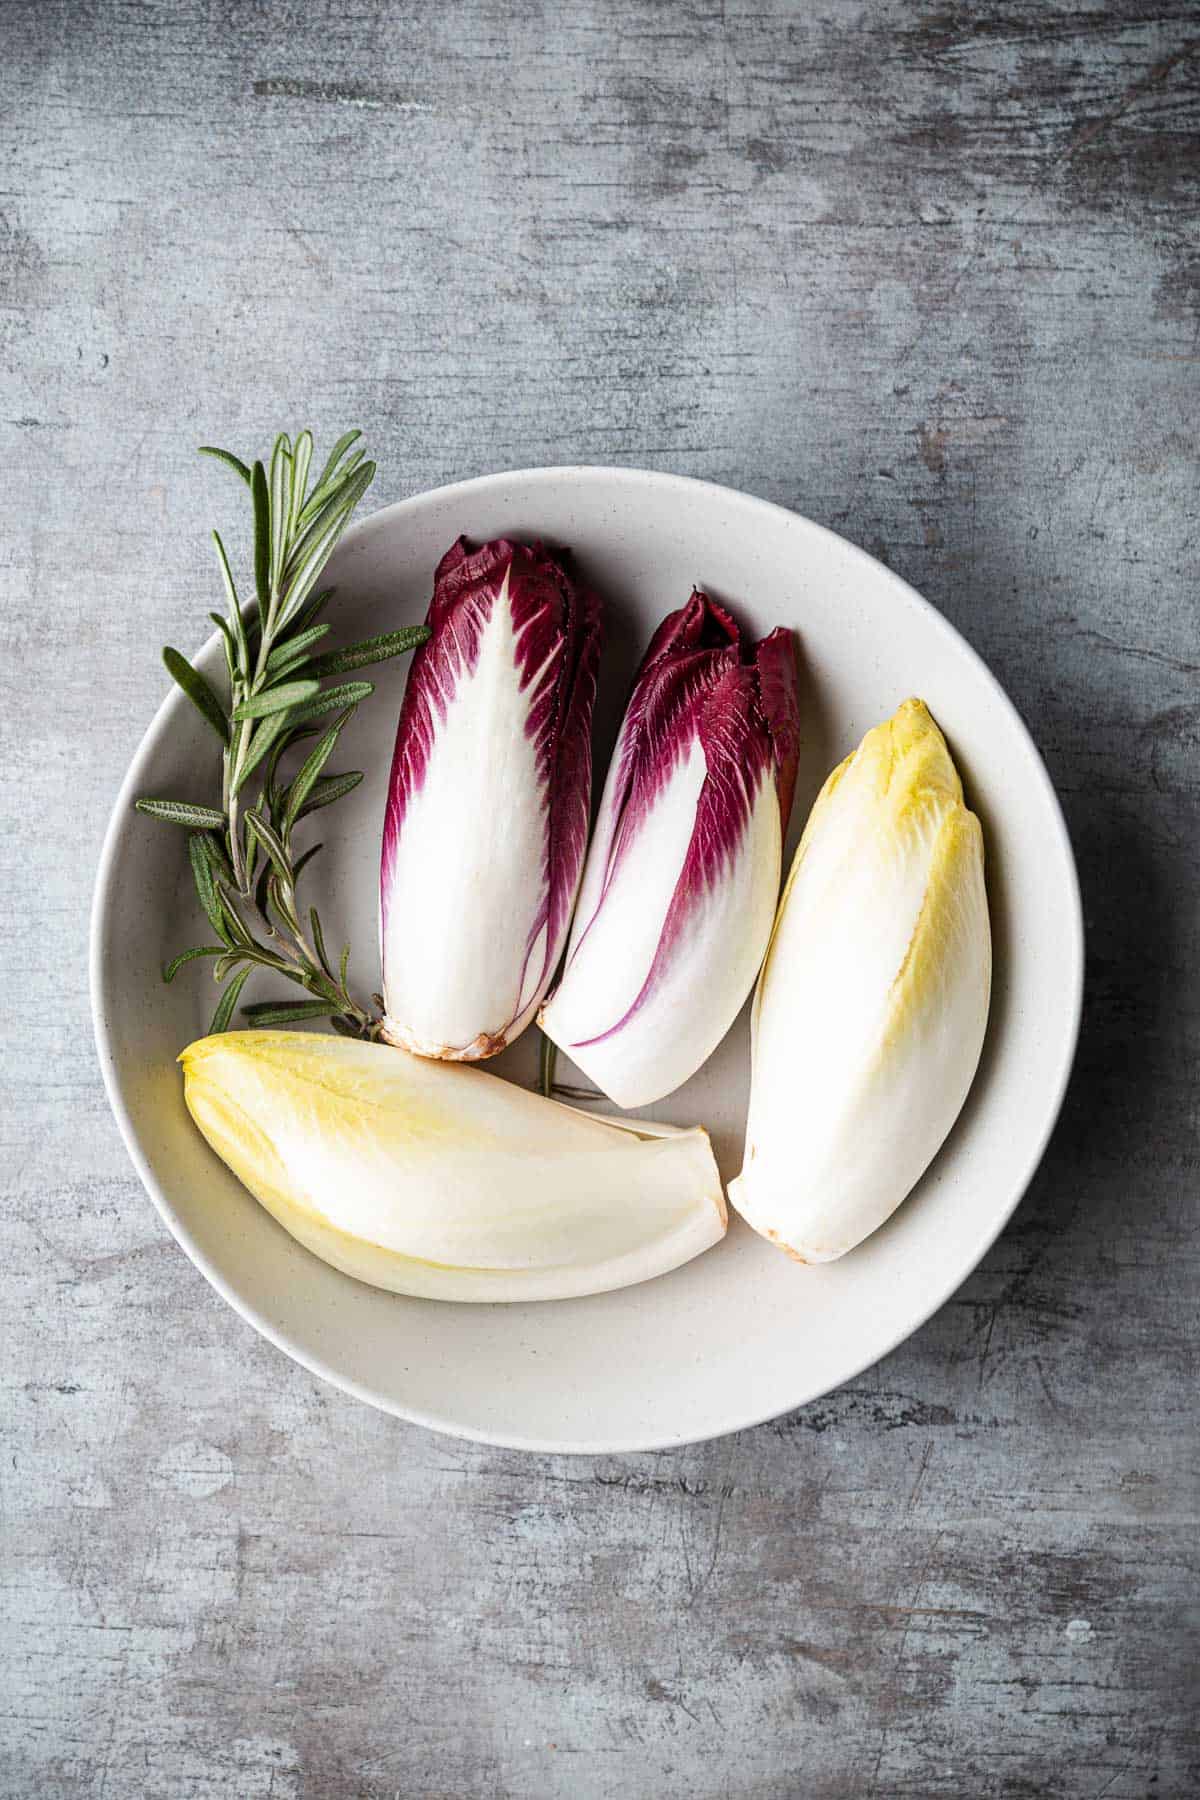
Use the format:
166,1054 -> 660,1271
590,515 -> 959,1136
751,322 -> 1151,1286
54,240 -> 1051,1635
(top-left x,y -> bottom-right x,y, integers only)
91,468 -> 1083,1452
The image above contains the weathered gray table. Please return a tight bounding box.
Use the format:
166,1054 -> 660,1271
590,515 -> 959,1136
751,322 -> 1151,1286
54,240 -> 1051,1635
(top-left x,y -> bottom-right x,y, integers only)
4,3 -> 1197,1794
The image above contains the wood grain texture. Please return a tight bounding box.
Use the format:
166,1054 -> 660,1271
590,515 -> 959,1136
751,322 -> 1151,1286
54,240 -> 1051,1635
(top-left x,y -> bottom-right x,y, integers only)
2,1 -> 1197,1794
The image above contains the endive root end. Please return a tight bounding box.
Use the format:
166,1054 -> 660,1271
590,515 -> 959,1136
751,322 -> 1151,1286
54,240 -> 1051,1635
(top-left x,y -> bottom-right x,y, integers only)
378,1015 -> 508,1061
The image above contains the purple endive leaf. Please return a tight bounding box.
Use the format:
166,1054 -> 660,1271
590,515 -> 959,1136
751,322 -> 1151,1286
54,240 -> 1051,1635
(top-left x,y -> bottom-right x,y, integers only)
380,537 -> 602,1059
568,592 -> 736,951
570,661 -> 771,1050
540,590 -> 800,1108
754,626 -> 801,829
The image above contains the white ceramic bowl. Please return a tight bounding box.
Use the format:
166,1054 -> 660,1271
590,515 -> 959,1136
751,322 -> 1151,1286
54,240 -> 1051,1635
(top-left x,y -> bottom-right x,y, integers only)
91,468 -> 1083,1452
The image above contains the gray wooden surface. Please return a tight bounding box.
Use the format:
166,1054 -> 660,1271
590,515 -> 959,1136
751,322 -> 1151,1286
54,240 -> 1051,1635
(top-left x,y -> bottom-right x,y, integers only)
3,2 -> 1197,1794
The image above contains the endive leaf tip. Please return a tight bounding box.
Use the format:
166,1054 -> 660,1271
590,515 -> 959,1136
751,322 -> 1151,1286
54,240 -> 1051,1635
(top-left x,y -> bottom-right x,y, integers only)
850,696 -> 965,815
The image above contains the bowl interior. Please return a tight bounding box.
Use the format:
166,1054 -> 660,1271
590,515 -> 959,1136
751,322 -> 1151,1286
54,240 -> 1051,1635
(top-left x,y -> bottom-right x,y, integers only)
92,468 -> 1082,1451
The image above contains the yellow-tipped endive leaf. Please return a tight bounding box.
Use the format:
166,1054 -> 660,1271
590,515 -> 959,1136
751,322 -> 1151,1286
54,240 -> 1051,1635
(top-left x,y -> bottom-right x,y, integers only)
729,699 -> 991,1262
181,1032 -> 726,1302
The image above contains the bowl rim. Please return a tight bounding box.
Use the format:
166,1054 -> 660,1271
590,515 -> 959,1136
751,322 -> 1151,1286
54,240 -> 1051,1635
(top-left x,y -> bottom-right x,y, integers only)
90,463 -> 1085,1453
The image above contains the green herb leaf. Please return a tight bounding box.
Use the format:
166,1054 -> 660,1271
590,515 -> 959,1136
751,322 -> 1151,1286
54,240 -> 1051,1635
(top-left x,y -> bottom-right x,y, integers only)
283,713 -> 348,830
287,586 -> 335,637
280,462 -> 374,625
232,678 -> 321,721
189,831 -> 230,942
135,798 -> 227,829
162,646 -> 229,743
245,809 -> 291,884
289,429 -> 313,537
309,905 -> 334,980
307,447 -> 366,511
210,965 -> 252,1034
230,708 -> 293,797
539,1030 -> 558,1099
163,944 -> 225,983
214,882 -> 256,949
210,530 -> 250,669
199,445 -> 252,486
252,841 -> 270,915
241,998 -> 342,1026
261,727 -> 294,810
291,841 -> 324,883
209,613 -> 237,682
304,428 -> 361,515
286,680 -> 373,726
267,872 -> 302,938
199,829 -> 235,884
295,770 -> 363,819
265,622 -> 332,676
251,458 -> 271,629
309,624 -> 430,677
269,433 -> 291,596
215,945 -> 285,981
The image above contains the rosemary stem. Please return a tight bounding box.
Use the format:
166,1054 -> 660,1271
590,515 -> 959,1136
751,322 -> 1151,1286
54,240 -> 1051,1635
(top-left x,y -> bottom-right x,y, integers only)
140,430 -> 404,1038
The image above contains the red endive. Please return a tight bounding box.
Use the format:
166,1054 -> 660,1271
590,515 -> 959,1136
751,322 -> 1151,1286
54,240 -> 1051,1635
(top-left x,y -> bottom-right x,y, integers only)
380,537 -> 602,1059
540,592 -> 799,1107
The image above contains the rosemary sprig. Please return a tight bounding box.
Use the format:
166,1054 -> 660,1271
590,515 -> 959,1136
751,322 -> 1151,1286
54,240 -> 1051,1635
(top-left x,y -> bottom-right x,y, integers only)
539,1029 -> 557,1099
537,1030 -> 600,1103
136,429 -> 429,1036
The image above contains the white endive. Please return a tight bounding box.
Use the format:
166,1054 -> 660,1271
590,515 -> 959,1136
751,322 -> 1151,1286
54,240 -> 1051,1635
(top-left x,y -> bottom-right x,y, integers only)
539,592 -> 799,1109
729,699 -> 991,1262
380,536 -> 601,1061
182,1032 -> 726,1302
